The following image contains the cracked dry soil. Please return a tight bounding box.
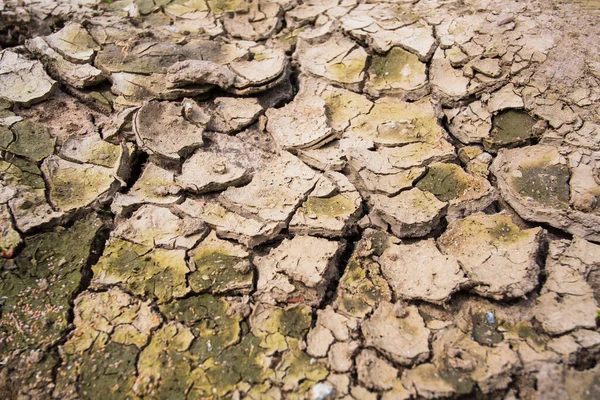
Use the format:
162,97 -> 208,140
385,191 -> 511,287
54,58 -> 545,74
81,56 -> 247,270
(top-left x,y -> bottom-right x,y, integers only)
1,0 -> 600,399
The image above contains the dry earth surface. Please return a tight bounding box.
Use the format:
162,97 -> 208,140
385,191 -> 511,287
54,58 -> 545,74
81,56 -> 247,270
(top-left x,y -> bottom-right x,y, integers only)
1,0 -> 600,399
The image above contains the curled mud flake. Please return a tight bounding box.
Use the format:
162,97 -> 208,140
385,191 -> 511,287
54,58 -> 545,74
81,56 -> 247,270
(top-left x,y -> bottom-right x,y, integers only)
25,37 -> 106,89
113,204 -> 208,249
369,188 -> 448,238
60,132 -> 129,169
290,172 -> 363,238
266,94 -> 335,150
0,215 -> 104,358
176,150 -> 250,194
416,162 -> 497,222
438,213 -> 544,300
254,235 -> 344,306
296,142 -> 347,172
166,60 -> 236,89
112,161 -> 183,216
0,49 -> 56,106
204,96 -> 264,133
42,155 -> 122,213
380,239 -> 467,304
178,200 -> 283,248
133,100 -> 204,161
219,152 -> 319,223
445,101 -> 492,145
45,23 -> 100,64
187,231 -> 254,295
91,238 -> 190,302
361,302 -> 431,366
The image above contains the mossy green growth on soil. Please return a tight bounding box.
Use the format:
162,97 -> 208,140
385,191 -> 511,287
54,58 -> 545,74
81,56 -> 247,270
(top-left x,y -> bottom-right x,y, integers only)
0,214 -> 104,358
188,248 -> 253,294
417,163 -> 470,202
513,160 -> 571,209
485,110 -> 539,151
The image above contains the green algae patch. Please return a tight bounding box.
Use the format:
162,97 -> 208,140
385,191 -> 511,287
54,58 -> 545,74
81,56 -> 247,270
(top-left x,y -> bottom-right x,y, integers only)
500,320 -> 546,351
299,194 -> 355,218
1,154 -> 46,190
188,231 -> 253,295
250,303 -> 313,354
207,0 -> 249,14
55,341 -> 139,400
2,120 -> 55,162
328,51 -> 367,84
366,47 -> 427,96
0,350 -> 58,399
485,110 -> 539,152
0,214 -> 104,358
513,160 -> 570,209
92,238 -> 190,302
276,348 -> 329,392
160,294 -> 242,364
487,220 -> 530,245
417,163 -> 471,202
335,256 -> 392,319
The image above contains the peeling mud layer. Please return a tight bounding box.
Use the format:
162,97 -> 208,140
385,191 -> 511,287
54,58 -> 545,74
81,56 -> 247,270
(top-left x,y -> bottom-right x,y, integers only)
1,0 -> 600,399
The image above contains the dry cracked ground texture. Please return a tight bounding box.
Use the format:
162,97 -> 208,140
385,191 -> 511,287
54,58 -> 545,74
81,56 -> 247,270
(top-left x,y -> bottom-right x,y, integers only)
2,0 -> 600,399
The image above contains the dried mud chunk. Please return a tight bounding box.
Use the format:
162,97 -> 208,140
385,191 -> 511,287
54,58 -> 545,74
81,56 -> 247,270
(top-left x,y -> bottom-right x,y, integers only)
223,1 -> 282,41
113,204 -> 207,249
179,200 -> 283,248
289,172 -> 362,237
365,47 -> 428,99
297,142 -> 346,172
206,96 -> 264,133
416,162 -> 497,221
91,239 -> 190,302
445,101 -> 492,145
95,41 -> 186,75
438,213 -> 544,300
0,215 -> 103,358
380,239 -> 467,304
2,156 -> 64,232
492,145 -> 600,241
361,302 -> 431,366
45,23 -> 100,64
62,288 -> 161,353
266,95 -> 334,150
219,152 -> 319,223
176,151 -> 250,194
112,162 -> 183,216
296,33 -> 368,89
340,3 -> 435,59
432,328 -> 521,394
166,60 -> 236,89
345,97 -> 446,148
0,50 -> 56,106
188,231 -> 254,295
430,48 -> 470,105
534,239 -> 599,335
1,120 -> 55,162
25,37 -> 105,89
42,155 -> 121,212
347,147 -> 427,196
134,101 -> 204,161
401,363 -> 473,399
356,349 -> 399,391
229,46 -> 288,90
254,235 -> 343,306
370,188 -> 447,238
